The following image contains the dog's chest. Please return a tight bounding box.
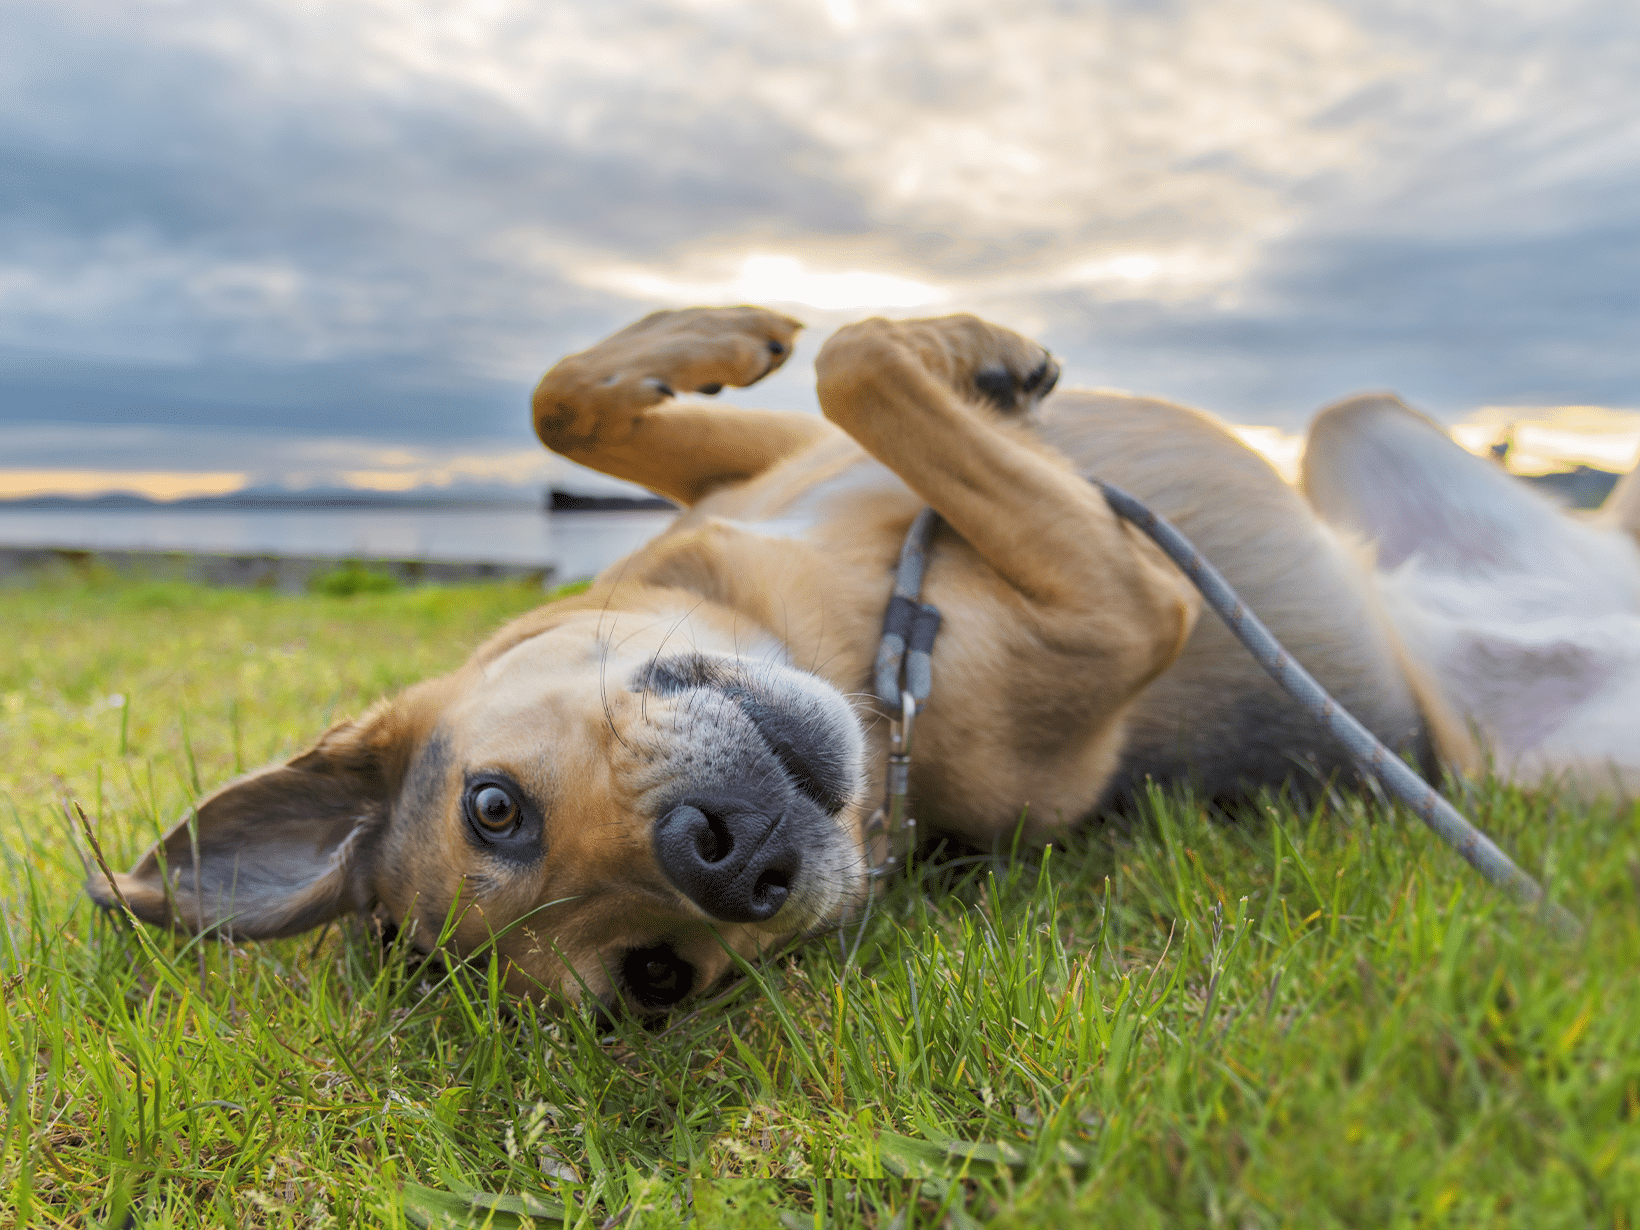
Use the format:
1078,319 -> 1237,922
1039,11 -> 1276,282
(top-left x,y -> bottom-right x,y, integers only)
696,452 -> 912,544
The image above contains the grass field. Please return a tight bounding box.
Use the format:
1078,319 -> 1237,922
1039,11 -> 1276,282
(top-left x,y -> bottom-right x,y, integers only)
2,572 -> 1637,1228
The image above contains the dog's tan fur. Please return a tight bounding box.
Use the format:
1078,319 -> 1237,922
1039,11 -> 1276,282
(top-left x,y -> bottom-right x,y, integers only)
90,307 -> 1640,1012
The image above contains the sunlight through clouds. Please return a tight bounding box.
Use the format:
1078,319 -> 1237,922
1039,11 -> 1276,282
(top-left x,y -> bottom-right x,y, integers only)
592,255 -> 942,311
730,257 -> 939,311
0,470 -> 249,500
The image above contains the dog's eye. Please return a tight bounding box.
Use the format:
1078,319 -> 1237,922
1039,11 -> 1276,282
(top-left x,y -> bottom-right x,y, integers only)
469,783 -> 519,832
457,774 -> 541,861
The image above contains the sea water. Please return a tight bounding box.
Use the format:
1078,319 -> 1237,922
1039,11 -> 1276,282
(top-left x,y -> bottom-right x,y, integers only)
0,507 -> 677,583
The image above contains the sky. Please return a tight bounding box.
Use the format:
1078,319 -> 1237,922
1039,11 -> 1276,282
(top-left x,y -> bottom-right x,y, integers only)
2,0 -> 1639,498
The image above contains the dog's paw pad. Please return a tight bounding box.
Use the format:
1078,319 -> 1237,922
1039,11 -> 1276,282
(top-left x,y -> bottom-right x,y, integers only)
975,364 -> 1017,409
974,355 -> 1057,414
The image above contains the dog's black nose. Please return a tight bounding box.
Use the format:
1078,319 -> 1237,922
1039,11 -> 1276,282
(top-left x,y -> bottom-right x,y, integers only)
653,796 -> 802,923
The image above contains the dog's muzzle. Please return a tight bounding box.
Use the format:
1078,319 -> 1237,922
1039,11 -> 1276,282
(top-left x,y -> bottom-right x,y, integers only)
632,653 -> 865,926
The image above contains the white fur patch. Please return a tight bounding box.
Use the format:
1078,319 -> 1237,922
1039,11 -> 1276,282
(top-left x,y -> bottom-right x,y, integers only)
1373,493 -> 1640,788
721,457 -> 906,543
1313,396 -> 1640,794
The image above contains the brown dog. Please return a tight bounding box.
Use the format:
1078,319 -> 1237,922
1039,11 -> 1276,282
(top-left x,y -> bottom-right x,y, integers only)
89,307 -> 1640,1012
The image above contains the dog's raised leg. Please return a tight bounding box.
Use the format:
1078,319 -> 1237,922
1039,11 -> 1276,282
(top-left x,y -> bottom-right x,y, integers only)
816,315 -> 1204,825
1303,393 -> 1640,796
818,314 -> 1198,639
532,306 -> 830,506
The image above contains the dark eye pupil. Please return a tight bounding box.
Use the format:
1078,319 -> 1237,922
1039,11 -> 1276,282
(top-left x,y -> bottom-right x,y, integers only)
474,786 -> 515,828
645,960 -> 677,990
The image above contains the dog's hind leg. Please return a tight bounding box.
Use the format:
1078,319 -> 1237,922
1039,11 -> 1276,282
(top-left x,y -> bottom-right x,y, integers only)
532,306 -> 833,506
1303,394 -> 1591,574
1303,394 -> 1640,797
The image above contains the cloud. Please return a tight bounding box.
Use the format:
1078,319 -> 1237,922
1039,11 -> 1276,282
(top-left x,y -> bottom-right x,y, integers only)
0,0 -> 1637,489
587,255 -> 944,311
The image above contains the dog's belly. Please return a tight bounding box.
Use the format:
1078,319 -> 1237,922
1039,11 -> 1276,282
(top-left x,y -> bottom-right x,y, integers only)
1034,391 -> 1432,802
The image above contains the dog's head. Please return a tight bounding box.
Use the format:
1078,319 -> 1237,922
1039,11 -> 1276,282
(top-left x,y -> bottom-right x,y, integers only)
87,592 -> 870,1014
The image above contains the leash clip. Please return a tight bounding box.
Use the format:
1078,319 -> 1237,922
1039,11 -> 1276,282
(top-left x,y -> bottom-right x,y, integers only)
868,507 -> 944,879
872,690 -> 918,878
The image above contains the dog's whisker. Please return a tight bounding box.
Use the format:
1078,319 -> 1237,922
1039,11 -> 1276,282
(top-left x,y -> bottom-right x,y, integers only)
596,635 -> 634,753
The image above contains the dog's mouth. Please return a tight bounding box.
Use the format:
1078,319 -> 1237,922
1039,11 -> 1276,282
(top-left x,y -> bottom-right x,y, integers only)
621,940 -> 696,1011
630,653 -> 866,929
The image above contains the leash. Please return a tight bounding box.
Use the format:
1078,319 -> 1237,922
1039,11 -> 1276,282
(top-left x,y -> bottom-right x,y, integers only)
864,507 -> 943,877
867,481 -> 1581,939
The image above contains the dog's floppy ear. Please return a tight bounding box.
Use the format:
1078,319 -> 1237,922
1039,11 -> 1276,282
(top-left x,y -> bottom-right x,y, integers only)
87,695 -> 428,939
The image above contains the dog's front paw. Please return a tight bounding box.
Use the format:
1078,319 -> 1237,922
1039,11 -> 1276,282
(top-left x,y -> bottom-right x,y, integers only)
535,306 -> 804,455
820,314 -> 1058,416
593,305 -> 803,404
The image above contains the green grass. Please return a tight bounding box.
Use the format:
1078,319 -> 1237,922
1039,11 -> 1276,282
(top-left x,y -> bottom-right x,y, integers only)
2,573 -> 1638,1227
308,562 -> 401,598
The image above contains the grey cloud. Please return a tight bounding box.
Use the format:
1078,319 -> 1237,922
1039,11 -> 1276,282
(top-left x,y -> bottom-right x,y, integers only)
0,0 -> 1638,480
1,0 -> 877,437
1028,217 -> 1640,427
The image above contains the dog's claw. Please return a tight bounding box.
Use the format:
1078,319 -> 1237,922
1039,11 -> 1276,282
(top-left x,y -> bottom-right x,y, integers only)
1023,358 -> 1056,396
